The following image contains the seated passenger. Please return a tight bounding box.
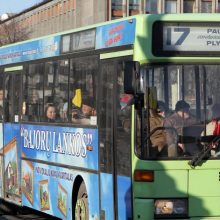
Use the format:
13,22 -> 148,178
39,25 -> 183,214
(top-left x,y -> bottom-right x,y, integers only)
201,103 -> 220,157
164,100 -> 197,156
149,108 -> 167,157
45,103 -> 58,122
72,96 -> 96,125
157,100 -> 168,118
202,103 -> 220,136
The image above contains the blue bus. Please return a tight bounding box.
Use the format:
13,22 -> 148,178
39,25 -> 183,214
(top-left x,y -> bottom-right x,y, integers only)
0,13 -> 220,219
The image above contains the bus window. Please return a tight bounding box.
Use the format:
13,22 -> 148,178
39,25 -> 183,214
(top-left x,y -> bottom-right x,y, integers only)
116,61 -> 132,176
22,63 -> 44,122
58,60 -> 69,122
5,73 -> 22,123
70,55 -> 98,125
43,60 -> 69,123
99,61 -> 114,172
136,64 -> 220,159
198,65 -> 220,122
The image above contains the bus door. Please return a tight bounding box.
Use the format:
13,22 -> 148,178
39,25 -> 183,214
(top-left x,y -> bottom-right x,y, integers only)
3,68 -> 23,204
99,58 -> 132,220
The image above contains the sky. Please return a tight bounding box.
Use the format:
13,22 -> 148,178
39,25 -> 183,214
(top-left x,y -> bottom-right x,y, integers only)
0,0 -> 43,15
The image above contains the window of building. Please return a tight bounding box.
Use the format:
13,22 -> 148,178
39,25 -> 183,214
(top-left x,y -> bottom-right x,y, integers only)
51,6 -> 55,17
47,7 -> 51,18
112,0 -> 123,18
37,12 -> 40,24
63,1 -> 67,13
33,14 -> 36,25
218,0 -> 220,12
129,0 -> 140,15
56,4 -> 59,16
44,9 -> 47,21
183,0 -> 195,13
201,0 -> 212,13
165,0 -> 177,13
30,15 -> 33,26
72,0 -> 75,10
68,0 -> 71,11
146,0 -> 158,14
58,2 -> 63,14
40,11 -> 43,22
27,17 -> 30,26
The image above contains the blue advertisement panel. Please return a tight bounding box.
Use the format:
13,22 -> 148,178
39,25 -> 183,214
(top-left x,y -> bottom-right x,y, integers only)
3,123 -> 21,203
21,124 -> 98,170
96,19 -> 136,49
21,161 -> 100,220
100,173 -> 114,220
100,173 -> 132,220
117,176 -> 132,220
0,36 -> 60,65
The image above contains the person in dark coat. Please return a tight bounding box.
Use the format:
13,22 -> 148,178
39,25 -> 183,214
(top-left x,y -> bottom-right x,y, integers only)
164,100 -> 196,156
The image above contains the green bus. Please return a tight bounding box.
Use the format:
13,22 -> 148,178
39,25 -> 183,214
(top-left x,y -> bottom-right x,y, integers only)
0,13 -> 219,219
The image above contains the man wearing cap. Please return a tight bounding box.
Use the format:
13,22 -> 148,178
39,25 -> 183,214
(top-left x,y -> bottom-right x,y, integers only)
157,100 -> 168,118
72,95 -> 96,125
164,100 -> 196,156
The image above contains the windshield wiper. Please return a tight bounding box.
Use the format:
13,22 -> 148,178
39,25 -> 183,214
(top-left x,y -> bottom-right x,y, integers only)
189,135 -> 220,167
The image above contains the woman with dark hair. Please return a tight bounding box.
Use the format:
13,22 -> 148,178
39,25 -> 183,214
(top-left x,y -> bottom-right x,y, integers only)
45,103 -> 58,122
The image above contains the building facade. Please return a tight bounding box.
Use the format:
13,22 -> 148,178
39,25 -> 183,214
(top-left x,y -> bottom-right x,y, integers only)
1,0 -> 220,40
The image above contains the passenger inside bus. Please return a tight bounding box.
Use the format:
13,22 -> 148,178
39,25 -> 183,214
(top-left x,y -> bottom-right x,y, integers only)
157,100 -> 168,118
149,106 -> 167,157
72,96 -> 96,125
45,103 -> 59,122
164,100 -> 197,156
202,103 -> 220,136
201,103 -> 220,157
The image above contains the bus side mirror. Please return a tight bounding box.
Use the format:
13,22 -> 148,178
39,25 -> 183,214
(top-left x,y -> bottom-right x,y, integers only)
124,61 -> 140,94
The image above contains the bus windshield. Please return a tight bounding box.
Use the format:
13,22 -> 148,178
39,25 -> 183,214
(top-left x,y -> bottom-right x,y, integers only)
136,64 -> 220,160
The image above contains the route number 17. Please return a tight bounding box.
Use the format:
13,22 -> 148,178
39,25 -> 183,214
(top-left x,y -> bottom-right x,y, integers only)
166,27 -> 190,46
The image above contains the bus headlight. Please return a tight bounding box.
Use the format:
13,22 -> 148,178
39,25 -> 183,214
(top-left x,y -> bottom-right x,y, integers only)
154,199 -> 188,218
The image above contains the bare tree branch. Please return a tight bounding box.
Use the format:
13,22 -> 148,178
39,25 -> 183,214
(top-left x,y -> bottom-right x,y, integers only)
0,18 -> 31,47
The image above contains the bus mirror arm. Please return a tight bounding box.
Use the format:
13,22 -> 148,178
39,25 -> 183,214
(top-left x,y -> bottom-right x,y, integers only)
189,135 -> 220,167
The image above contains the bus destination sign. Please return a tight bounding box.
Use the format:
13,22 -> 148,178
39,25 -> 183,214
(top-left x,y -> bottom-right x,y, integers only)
163,23 -> 220,52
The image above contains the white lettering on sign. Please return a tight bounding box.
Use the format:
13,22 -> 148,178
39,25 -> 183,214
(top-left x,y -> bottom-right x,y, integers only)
22,128 -> 93,158
163,25 -> 220,52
